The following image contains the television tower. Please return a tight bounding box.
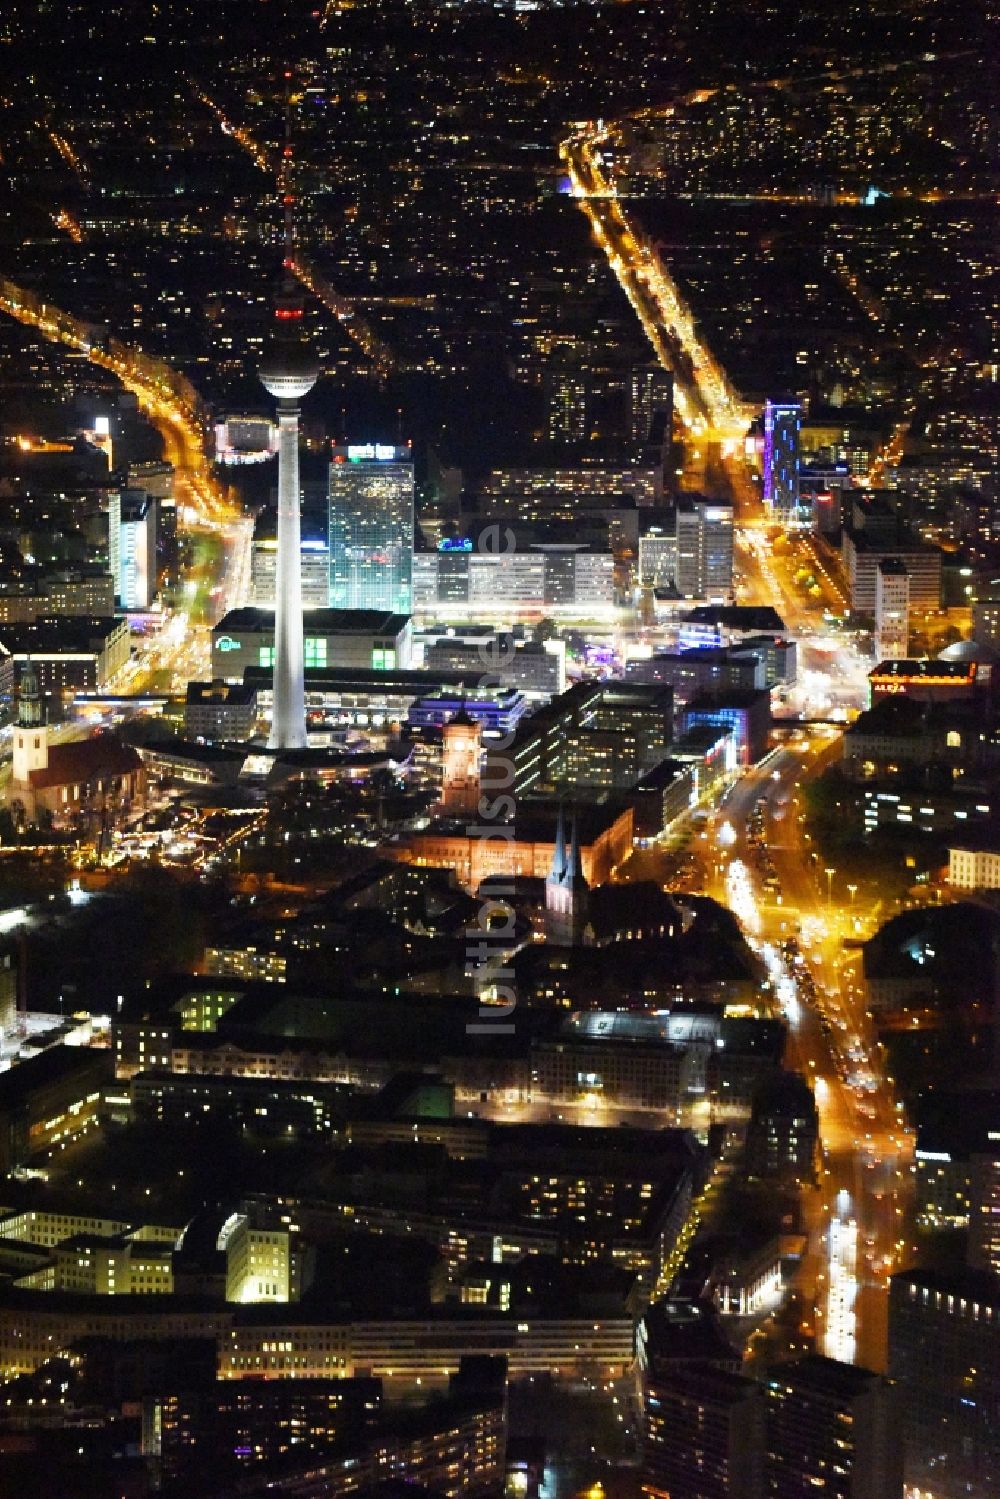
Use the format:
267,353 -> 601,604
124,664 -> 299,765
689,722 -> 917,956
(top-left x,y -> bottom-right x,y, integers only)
260,71 -> 317,751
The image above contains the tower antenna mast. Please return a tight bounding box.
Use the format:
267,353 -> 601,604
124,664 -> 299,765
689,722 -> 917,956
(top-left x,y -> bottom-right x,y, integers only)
282,69 -> 296,270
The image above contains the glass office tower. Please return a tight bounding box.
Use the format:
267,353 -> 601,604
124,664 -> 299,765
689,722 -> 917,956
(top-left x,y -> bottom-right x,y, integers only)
328,443 -> 414,613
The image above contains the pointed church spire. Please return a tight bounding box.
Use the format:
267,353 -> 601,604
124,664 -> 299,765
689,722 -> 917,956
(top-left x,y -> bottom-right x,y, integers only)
545,803 -> 589,946
549,804 -> 567,884
567,812 -> 583,885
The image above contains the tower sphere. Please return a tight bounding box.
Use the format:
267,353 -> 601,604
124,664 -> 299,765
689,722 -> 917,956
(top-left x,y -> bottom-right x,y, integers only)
259,277 -> 319,402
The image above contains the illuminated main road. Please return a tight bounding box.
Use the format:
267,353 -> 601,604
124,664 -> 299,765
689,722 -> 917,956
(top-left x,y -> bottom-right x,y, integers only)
560,123 -> 754,442
0,275 -> 245,691
710,735 -> 912,1371
0,273 -> 228,525
562,104 -> 903,1368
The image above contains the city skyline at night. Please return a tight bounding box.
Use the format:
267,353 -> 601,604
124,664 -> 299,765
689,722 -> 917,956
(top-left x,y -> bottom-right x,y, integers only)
0,1 -> 995,1496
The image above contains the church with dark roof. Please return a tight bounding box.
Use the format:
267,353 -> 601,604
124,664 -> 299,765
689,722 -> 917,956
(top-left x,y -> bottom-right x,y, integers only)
545,806 -> 590,946
7,662 -> 144,828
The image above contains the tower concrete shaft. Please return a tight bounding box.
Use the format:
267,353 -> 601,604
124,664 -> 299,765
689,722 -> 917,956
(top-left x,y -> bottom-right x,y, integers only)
268,400 -> 307,749
259,69 -> 316,749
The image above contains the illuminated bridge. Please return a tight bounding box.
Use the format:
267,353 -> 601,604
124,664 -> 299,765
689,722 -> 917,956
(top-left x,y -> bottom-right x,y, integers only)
72,694 -> 171,712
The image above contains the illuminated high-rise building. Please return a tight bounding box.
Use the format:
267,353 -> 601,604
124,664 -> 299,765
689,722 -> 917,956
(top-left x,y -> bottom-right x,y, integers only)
107,490 -> 156,611
969,1150 -> 1000,1274
251,481 -> 331,610
890,1266 -> 1000,1498
329,444 -> 414,614
127,461 -> 176,591
642,1365 -> 764,1499
629,364 -> 673,446
675,496 -> 734,600
763,400 -> 802,516
545,362 -> 588,444
765,1356 -> 902,1499
875,557 -> 909,660
744,1070 -> 819,1183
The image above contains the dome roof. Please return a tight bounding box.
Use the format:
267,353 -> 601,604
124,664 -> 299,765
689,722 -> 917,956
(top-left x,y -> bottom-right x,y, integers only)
938,638 -> 1000,664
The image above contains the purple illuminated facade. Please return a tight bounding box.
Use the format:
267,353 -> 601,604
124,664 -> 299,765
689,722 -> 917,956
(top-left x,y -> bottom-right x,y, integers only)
763,400 -> 802,515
